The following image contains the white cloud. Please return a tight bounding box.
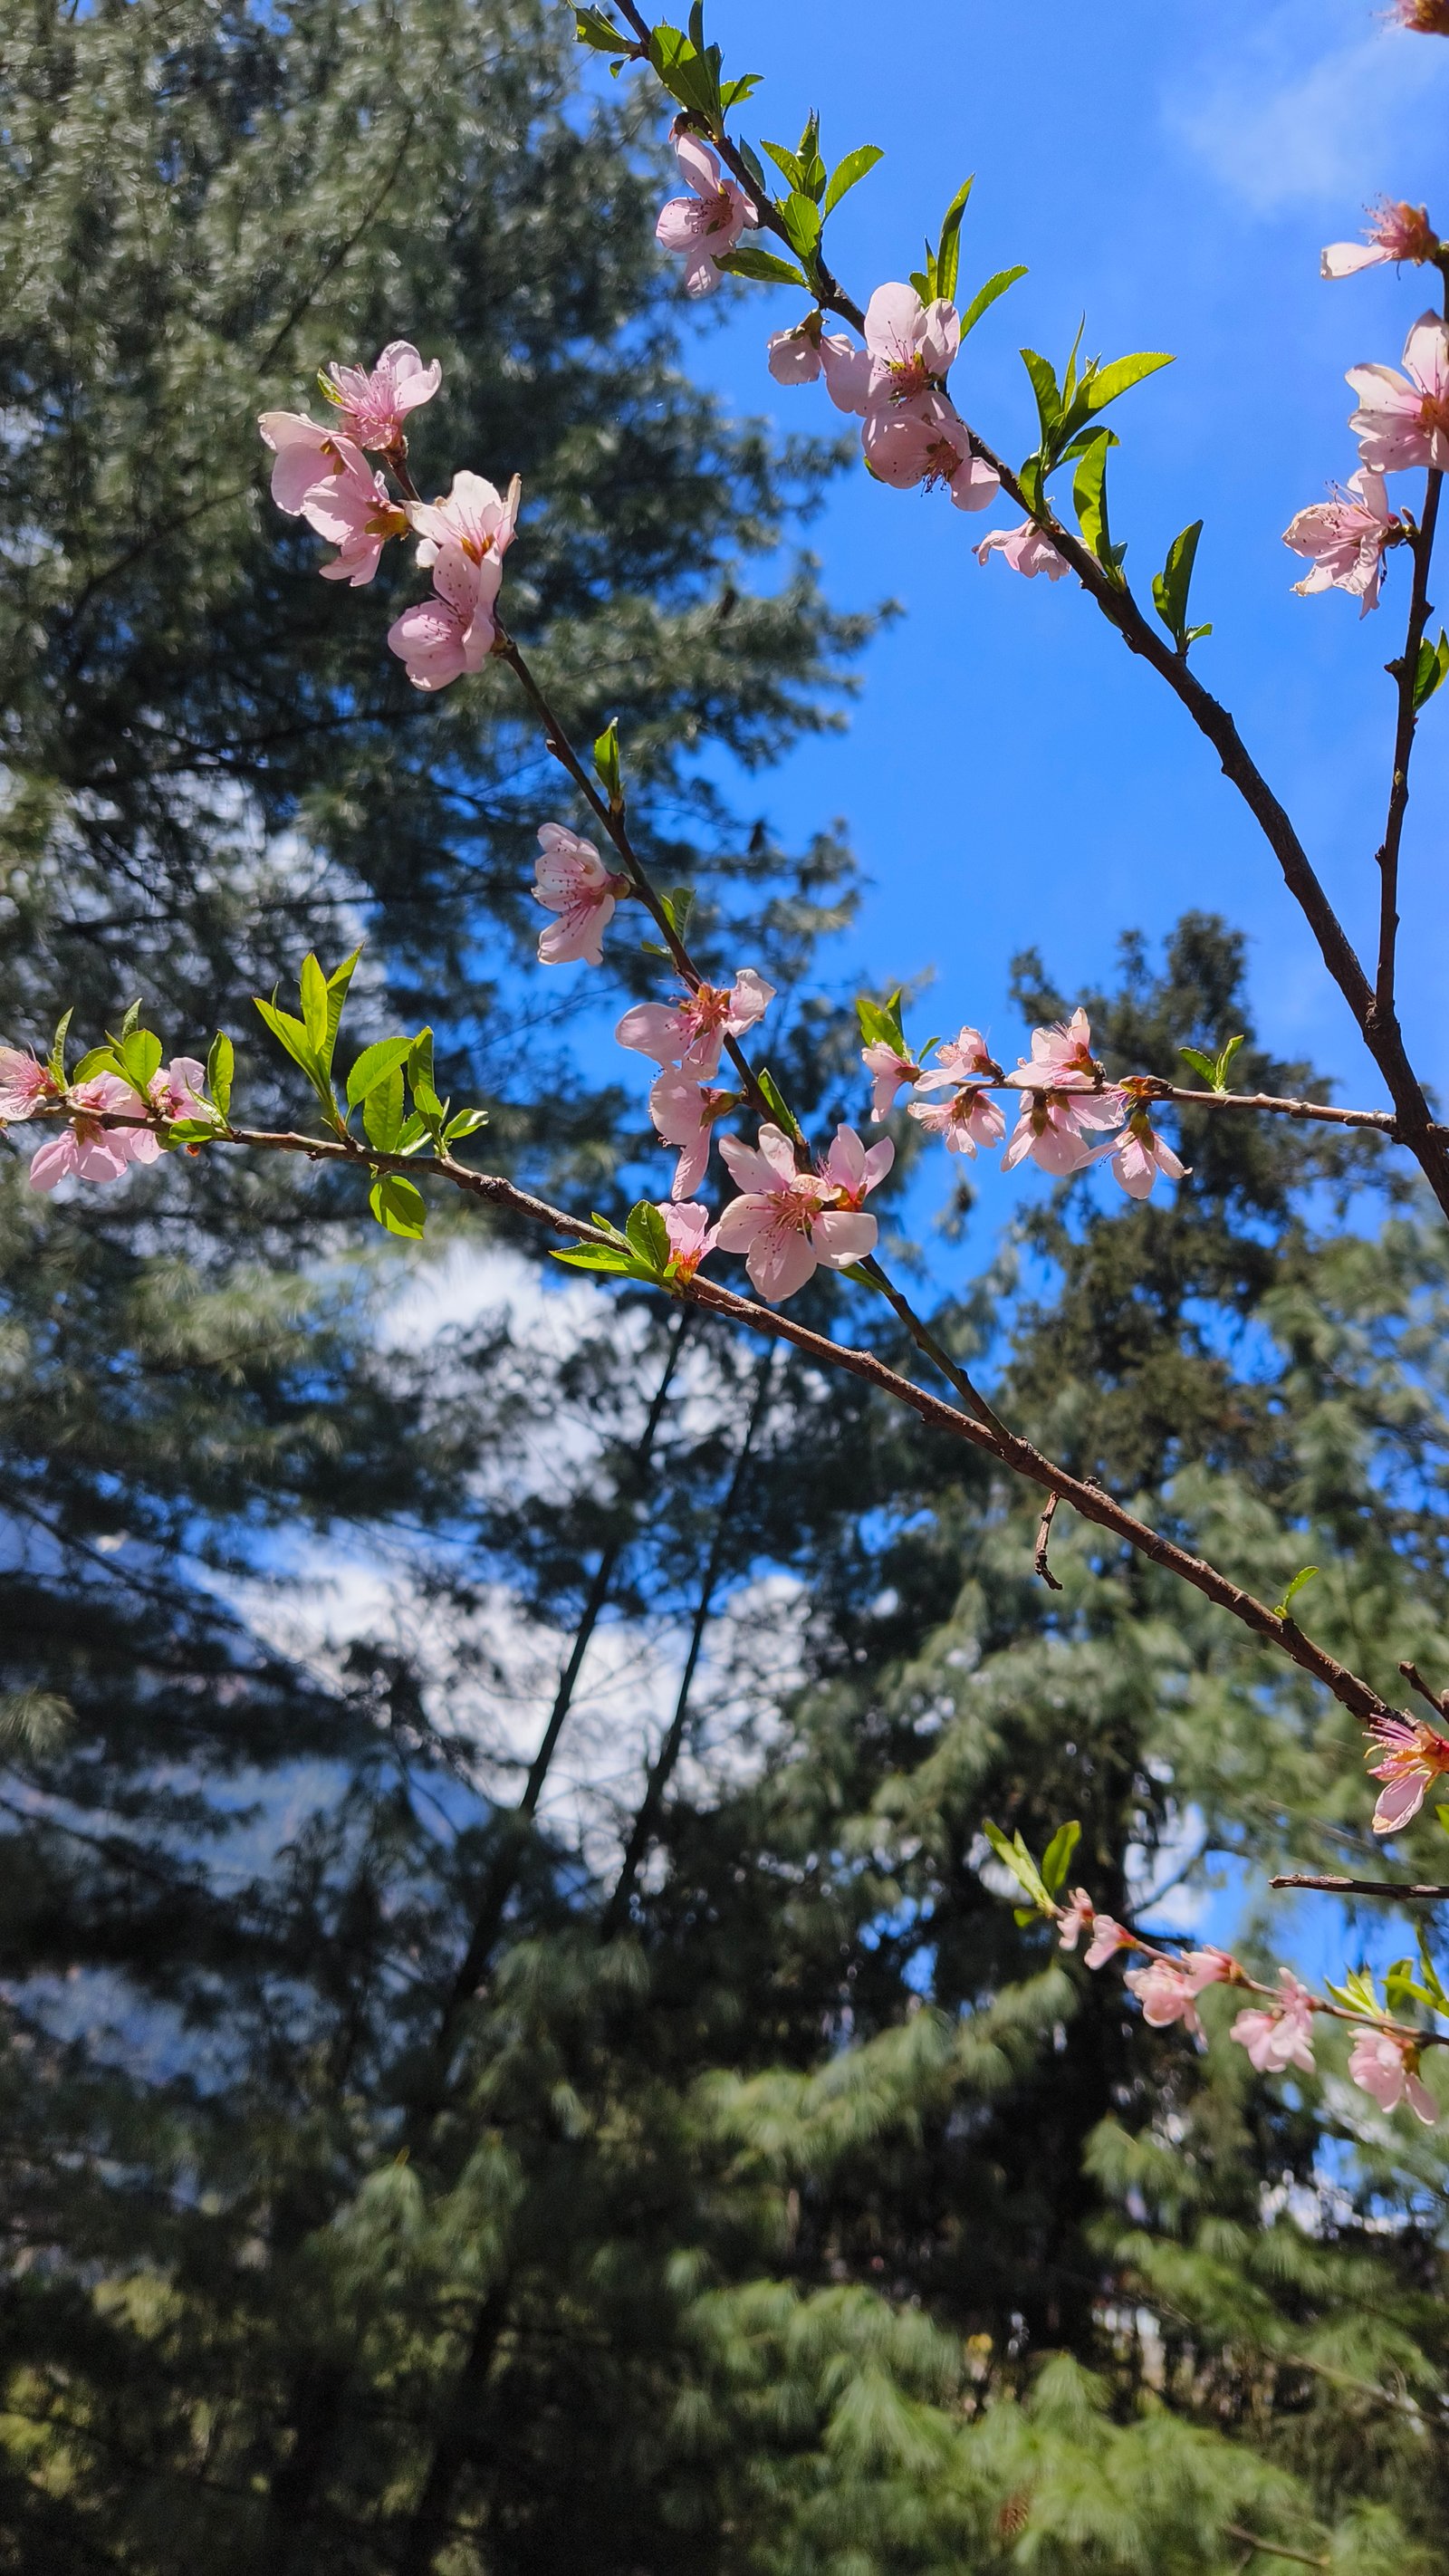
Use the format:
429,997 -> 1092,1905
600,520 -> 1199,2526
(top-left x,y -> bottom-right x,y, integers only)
1169,7 -> 1449,213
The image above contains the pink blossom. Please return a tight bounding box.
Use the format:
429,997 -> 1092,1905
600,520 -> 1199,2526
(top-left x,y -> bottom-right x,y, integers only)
616,968 -> 774,1081
319,341 -> 441,450
1003,1087 -> 1126,1178
257,411 -> 357,514
1347,312 -> 1449,474
147,1056 -> 207,1123
908,1088 -> 1005,1158
819,1122 -> 894,1210
387,545 -> 495,693
1348,2028 -> 1437,2123
766,322 -> 873,414
862,391 -> 1000,510
655,129 -> 755,297
715,1123 -> 877,1302
0,1048 -> 55,1123
1283,468 -> 1399,615
1365,1711 -> 1449,1834
915,1027 -> 1001,1093
532,823 -> 627,966
1005,1008 -> 1106,1094
861,1041 -> 921,1121
1321,199 -> 1438,279
649,1072 -> 731,1201
1178,1946 -> 1240,1995
657,1200 -> 715,1283
975,520 -> 1071,581
1096,1111 -> 1188,1200
863,282 -> 960,402
1084,1914 -> 1131,1970
28,1075 -> 142,1192
408,471 -> 519,582
1125,1958 -> 1203,2033
299,442 -> 408,586
1230,1972 -> 1317,2075
1056,1889 -> 1095,1952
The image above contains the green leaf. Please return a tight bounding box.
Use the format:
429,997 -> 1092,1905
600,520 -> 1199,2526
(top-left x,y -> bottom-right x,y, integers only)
821,144 -> 882,220
735,139 -> 770,199
1412,626 -> 1449,713
755,1067 -> 802,1139
206,1032 -> 234,1121
573,5 -> 629,53
856,990 -> 907,1055
1080,349 -> 1174,418
1327,1966 -> 1380,2018
552,1244 -> 643,1275
346,1035 -> 417,1111
71,1045 -> 122,1084
324,950 -> 360,1064
254,995 -> 330,1099
1415,1941 -> 1449,2011
934,173 -> 974,306
112,1027 -> 162,1095
1213,1033 -> 1245,1091
1020,347 -> 1060,442
442,1105 -> 489,1144
624,1200 -> 671,1274
592,718 -> 621,803
957,264 -> 1027,342
590,1211 -> 633,1245
165,1117 -> 216,1146
719,72 -> 761,108
1041,1820 -> 1081,1898
1271,1565 -> 1319,1623
362,1067 -> 405,1152
759,137 -> 805,190
368,1173 -> 427,1240
299,952 -> 329,1053
714,244 -> 810,287
408,1029 -> 436,1101
119,998 -> 142,1040
1152,518 -> 1204,650
778,189 -> 821,257
648,24 -> 719,120
47,1007 -> 73,1085
1071,431 -> 1113,565
982,1821 -> 1053,1917
658,886 -> 695,945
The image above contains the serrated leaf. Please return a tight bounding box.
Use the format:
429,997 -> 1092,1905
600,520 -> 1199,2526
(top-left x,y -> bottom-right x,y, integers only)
714,245 -> 811,288
755,1067 -> 802,1139
957,264 -> 1027,342
254,995 -> 329,1097
719,72 -> 761,108
821,144 -> 882,220
368,1173 -> 427,1240
1213,1033 -> 1245,1091
71,1045 -> 121,1084
1327,1967 -> 1380,2018
324,950 -> 360,1064
119,998 -> 142,1040
552,1244 -> 644,1274
299,952 -> 330,1053
934,173 -> 974,306
346,1035 -> 416,1111
1080,349 -> 1174,418
206,1032 -> 234,1121
592,718 -> 621,801
362,1066 -> 405,1152
1178,1046 -> 1219,1087
165,1117 -> 217,1145
1413,627 -> 1449,714
760,137 -> 805,190
779,189 -> 821,257
1071,432 -> 1113,566
648,24 -> 718,120
982,1820 -> 1053,1916
573,5 -> 629,52
625,1200 -> 671,1274
1020,347 -> 1060,441
47,1007 -> 73,1084
1271,1565 -> 1318,1623
735,139 -> 769,199
1041,1820 -> 1081,1898
1152,517 -> 1204,650
113,1027 -> 162,1095
442,1106 -> 489,1143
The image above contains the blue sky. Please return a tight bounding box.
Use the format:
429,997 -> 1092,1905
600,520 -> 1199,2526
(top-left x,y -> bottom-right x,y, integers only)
658,0 -> 1449,1249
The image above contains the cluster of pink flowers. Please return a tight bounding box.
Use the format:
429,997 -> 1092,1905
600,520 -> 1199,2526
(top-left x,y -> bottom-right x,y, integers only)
0,1048 -> 204,1192
1056,1887 -> 1438,2124
1284,206 -> 1446,612
875,1006 -> 1187,1198
259,343 -> 523,692
764,279 -> 1002,521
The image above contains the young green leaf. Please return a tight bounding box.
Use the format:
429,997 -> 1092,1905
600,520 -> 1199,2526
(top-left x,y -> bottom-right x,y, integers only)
1071,433 -> 1114,570
573,5 -> 629,53
957,264 -> 1027,342
552,1243 -> 642,1275
719,72 -> 761,108
1020,348 -> 1061,443
1271,1565 -> 1319,1624
1412,626 -> 1449,713
625,1200 -> 672,1274
714,245 -> 811,288
821,143 -> 882,220
299,952 -> 330,1054
346,1035 -> 416,1111
442,1106 -> 489,1144
648,25 -> 719,120
778,190 -> 822,257
982,1821 -> 1053,1917
1436,1802 -> 1449,1842
838,1260 -> 892,1297
119,998 -> 143,1040
47,1008 -> 73,1086
1327,1966 -> 1380,2018
165,1117 -> 217,1146
759,137 -> 806,190
1041,1819 -> 1082,1898
735,138 -> 770,199
368,1173 -> 427,1240
592,718 -> 621,803
755,1066 -> 803,1139
1080,349 -> 1174,418
206,1032 -> 234,1121
934,173 -> 974,306
323,950 -> 360,1065
362,1066 -> 406,1153
254,995 -> 330,1101
1152,518 -> 1204,650
72,1044 -> 121,1083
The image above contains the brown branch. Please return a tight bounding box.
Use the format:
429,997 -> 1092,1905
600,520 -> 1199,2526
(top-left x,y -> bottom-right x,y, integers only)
1032,1490 -> 1063,1591
1271,1873 -> 1449,1900
1400,1658 -> 1449,1716
1375,467 -> 1442,1021
1223,2527 -> 1328,2571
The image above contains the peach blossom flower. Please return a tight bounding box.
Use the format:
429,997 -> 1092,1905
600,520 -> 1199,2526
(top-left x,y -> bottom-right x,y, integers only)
656,129 -> 755,297
387,545 -> 496,692
649,1072 -> 730,1201
766,322 -> 872,413
862,392 -> 1000,509
1056,1889 -> 1095,1951
715,1123 -> 876,1302
914,1026 -> 1001,1092
1348,312 -> 1449,473
1084,1914 -> 1131,1969
0,1049 -> 55,1123
1284,467 -> 1399,615
1178,1946 -> 1240,1994
1003,1087 -> 1126,1177
1348,2028 -> 1437,2123
1230,1972 -> 1317,2075
1365,1711 -> 1449,1833
1125,1958 -> 1203,2033
617,969 -> 774,1081
863,282 -> 960,402
658,1200 -> 716,1283
819,1122 -> 894,1209
257,411 -> 360,515
861,1040 -> 922,1121
301,445 -> 408,586
1096,1111 -> 1187,1200
408,471 -> 519,581
532,823 -> 627,966
975,520 -> 1070,581
28,1075 -> 141,1191
1321,199 -> 1438,278
320,341 -> 441,449
908,1088 -> 1005,1158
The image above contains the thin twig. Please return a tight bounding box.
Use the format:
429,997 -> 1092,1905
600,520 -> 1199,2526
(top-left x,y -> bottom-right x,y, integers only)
1399,1658 -> 1449,1716
1223,2526 -> 1328,2571
1033,1490 -> 1063,1591
1271,1874 -> 1449,1900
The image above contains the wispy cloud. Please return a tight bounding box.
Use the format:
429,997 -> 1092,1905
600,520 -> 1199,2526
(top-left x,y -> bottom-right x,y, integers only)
1170,3 -> 1449,213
